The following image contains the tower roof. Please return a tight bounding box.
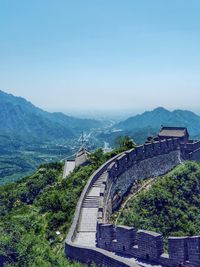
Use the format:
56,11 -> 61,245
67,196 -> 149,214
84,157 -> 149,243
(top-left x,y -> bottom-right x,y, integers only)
158,126 -> 189,138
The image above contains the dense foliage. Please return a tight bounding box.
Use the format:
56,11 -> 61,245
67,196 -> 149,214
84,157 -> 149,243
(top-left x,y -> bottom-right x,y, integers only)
0,145 -> 72,185
119,161 -> 200,238
0,161 -> 96,266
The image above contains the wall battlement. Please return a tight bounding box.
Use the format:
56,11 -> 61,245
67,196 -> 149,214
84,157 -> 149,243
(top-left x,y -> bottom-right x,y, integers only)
65,137 -> 200,267
97,224 -> 200,267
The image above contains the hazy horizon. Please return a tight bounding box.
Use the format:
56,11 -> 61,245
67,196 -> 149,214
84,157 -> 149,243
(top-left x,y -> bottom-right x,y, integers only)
1,1 -> 200,112
0,89 -> 200,121
2,88 -> 200,119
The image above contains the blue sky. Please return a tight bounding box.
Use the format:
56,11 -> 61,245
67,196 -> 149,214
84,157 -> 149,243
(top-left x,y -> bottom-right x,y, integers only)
1,0 -> 200,112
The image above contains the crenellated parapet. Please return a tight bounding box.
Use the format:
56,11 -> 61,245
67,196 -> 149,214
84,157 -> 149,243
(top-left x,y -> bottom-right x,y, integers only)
104,139 -> 183,216
97,224 -> 200,267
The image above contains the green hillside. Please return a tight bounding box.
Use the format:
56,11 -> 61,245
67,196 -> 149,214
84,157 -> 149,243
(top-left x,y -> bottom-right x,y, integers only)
0,140 -> 135,267
0,161 -> 96,266
118,161 -> 200,238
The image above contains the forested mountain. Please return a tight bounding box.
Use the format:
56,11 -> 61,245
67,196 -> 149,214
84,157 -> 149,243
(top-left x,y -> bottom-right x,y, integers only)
0,90 -> 102,184
116,107 -> 200,138
0,90 -> 101,144
98,107 -> 200,145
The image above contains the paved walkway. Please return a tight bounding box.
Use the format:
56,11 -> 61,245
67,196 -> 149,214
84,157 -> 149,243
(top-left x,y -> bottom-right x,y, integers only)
63,160 -> 75,178
74,171 -> 107,247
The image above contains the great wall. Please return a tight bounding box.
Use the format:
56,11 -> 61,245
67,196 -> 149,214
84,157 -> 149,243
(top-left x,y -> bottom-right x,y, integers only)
65,137 -> 200,267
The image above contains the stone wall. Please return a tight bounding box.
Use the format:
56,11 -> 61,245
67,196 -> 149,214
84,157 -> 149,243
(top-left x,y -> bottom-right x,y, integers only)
99,139 -> 182,221
191,148 -> 200,162
97,224 -> 200,267
65,242 -> 137,267
109,150 -> 181,212
65,137 -> 200,267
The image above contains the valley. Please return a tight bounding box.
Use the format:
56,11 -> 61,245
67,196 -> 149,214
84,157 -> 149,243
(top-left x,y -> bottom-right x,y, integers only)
0,90 -> 105,184
2,90 -> 200,186
0,131 -> 104,185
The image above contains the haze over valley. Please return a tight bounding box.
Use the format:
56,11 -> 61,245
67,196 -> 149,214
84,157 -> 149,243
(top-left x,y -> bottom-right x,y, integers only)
1,89 -> 200,185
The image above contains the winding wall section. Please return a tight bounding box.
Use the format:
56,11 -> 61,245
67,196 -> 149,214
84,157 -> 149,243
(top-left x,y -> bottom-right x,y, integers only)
65,139 -> 200,267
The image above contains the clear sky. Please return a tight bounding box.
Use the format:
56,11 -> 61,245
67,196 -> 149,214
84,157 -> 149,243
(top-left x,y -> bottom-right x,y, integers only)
1,0 -> 200,112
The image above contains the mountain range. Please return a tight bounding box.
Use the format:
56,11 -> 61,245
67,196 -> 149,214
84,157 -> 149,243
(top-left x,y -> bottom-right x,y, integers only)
98,107 -> 200,145
0,90 -> 101,145
0,90 -> 102,184
116,107 -> 200,137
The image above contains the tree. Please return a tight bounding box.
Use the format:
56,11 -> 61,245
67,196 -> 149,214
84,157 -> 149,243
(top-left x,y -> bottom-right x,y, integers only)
89,149 -> 104,167
115,136 -> 136,150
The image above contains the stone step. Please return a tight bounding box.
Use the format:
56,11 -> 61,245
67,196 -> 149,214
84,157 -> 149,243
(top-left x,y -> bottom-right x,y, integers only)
83,196 -> 99,201
92,175 -> 106,187
93,180 -> 104,184
82,196 -> 100,208
87,187 -> 101,197
93,183 -> 103,187
94,177 -> 105,181
77,208 -> 98,232
82,202 -> 99,205
83,200 -> 99,204
83,199 -> 99,202
82,203 -> 99,209
85,196 -> 99,199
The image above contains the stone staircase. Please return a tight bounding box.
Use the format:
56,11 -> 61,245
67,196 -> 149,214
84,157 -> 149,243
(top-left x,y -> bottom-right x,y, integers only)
73,171 -> 107,247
